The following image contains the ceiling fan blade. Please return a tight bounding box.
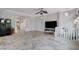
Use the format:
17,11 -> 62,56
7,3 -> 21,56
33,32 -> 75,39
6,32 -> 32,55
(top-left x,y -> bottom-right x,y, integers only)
35,12 -> 40,14
43,11 -> 48,14
41,8 -> 43,11
35,11 -> 42,14
35,8 -> 48,15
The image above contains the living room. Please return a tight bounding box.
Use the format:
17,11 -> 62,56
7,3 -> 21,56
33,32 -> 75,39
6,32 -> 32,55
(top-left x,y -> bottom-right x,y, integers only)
0,8 -> 79,50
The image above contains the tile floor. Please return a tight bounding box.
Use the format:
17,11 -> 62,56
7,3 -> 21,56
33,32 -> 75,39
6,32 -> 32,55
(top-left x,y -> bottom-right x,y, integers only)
0,31 -> 79,50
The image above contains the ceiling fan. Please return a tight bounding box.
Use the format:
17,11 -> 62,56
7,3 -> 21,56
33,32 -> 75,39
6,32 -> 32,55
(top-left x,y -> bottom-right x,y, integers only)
35,8 -> 48,15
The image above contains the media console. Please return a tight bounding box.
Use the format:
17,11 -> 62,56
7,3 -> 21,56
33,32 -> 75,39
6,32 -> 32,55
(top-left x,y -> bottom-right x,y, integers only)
44,28 -> 55,34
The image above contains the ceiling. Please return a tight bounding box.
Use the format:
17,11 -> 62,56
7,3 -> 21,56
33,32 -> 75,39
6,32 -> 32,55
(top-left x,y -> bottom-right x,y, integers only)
0,8 -> 75,16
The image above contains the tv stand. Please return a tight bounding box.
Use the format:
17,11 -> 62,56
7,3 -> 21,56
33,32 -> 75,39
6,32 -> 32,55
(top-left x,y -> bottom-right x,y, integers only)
44,28 -> 55,33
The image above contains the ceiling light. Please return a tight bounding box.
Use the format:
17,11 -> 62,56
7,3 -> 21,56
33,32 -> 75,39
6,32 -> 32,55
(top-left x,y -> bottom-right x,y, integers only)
65,12 -> 68,16
74,19 -> 78,24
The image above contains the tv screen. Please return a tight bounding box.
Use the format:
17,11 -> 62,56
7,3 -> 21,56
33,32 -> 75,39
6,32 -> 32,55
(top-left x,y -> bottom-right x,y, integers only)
45,21 -> 57,28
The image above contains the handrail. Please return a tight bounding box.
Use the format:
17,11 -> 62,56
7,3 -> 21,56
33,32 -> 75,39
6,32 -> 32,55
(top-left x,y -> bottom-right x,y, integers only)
55,27 -> 79,40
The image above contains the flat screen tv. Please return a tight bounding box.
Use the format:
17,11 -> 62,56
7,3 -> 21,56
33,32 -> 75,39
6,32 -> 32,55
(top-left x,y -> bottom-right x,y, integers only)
45,21 -> 57,28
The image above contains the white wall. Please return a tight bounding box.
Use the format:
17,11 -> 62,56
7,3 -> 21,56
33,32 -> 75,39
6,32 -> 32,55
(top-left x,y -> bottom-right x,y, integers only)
0,10 -> 19,29
33,16 -> 45,31
0,10 -> 36,31
32,13 -> 58,31
59,9 -> 77,28
0,9 -> 77,32
45,13 -> 58,21
23,16 -> 36,31
0,9 -> 62,32
74,16 -> 79,29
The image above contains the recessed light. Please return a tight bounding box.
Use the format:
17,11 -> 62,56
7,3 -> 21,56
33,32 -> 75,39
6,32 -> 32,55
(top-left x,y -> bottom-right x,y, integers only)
65,12 -> 68,16
74,19 -> 78,24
